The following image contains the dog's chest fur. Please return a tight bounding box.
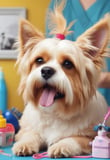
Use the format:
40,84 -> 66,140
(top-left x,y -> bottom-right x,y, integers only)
22,94 -> 106,145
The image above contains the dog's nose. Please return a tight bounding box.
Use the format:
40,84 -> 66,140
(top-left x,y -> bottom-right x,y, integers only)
41,67 -> 55,80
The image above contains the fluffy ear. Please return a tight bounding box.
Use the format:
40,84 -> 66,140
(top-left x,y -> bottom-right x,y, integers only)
19,19 -> 44,55
76,15 -> 110,57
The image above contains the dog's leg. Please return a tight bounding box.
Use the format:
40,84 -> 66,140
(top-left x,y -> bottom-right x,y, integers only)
12,130 -> 42,156
48,136 -> 92,158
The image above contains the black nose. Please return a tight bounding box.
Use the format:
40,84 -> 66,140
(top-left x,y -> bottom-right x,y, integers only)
41,67 -> 56,80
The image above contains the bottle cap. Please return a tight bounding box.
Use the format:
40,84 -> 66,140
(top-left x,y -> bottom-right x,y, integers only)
0,114 -> 6,128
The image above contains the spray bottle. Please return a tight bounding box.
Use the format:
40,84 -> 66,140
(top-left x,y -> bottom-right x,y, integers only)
0,67 -> 7,113
92,108 -> 110,158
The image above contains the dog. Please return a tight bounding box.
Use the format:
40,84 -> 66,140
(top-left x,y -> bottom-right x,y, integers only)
12,1 -> 110,158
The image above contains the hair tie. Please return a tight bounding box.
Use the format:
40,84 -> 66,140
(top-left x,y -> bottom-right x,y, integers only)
56,33 -> 65,40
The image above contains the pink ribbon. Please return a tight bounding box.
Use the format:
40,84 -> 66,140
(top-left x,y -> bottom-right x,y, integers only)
56,33 -> 65,40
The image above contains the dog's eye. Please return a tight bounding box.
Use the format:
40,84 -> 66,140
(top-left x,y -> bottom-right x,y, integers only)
35,57 -> 44,64
62,60 -> 74,69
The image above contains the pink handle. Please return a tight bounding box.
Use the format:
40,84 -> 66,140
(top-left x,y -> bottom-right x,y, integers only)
32,152 -> 92,159
0,150 -> 12,157
104,108 -> 110,121
72,155 -> 92,158
33,152 -> 48,159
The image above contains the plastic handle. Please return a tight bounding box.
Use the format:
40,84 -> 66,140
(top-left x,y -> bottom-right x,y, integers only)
32,152 -> 92,159
104,108 -> 110,122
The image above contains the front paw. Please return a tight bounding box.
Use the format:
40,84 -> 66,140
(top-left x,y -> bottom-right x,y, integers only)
12,141 -> 39,156
48,138 -> 82,158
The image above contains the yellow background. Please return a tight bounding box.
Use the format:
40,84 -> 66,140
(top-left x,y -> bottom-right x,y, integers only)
0,0 -> 50,111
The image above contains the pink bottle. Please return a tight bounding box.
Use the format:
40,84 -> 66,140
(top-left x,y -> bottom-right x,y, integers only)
92,128 -> 110,158
0,114 -> 15,147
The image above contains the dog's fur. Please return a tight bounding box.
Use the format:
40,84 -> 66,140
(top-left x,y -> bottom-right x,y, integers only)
13,1 -> 110,157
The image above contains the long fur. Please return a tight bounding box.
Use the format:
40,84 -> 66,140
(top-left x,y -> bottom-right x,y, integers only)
13,1 -> 110,157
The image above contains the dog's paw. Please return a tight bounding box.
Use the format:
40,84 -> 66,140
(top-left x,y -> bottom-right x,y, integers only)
48,138 -> 82,158
12,141 -> 39,156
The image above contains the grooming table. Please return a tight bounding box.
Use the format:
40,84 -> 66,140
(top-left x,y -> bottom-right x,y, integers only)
0,145 -> 107,160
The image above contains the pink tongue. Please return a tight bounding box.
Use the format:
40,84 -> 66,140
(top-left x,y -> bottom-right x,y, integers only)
39,88 -> 56,107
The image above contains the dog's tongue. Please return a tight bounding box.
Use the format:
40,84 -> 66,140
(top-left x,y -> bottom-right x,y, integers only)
39,88 -> 56,107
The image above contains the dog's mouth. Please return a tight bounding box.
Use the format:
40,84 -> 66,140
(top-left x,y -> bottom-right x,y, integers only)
39,84 -> 65,107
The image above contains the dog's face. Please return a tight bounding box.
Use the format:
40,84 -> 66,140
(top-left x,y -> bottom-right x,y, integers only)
17,9 -> 109,118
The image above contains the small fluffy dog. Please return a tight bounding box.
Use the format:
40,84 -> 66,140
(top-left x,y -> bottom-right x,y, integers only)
13,1 -> 110,157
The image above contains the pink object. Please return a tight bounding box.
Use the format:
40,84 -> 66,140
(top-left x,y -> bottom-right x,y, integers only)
103,107 -> 110,125
39,88 -> 56,107
56,33 -> 65,40
33,152 -> 48,159
32,152 -> 92,159
0,149 -> 12,157
0,123 -> 15,147
92,129 -> 110,158
0,115 -> 15,147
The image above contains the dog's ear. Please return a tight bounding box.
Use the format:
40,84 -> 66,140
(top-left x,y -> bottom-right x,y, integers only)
19,19 -> 44,55
76,15 -> 110,57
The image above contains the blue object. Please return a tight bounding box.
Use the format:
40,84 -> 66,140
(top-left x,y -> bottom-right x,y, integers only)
94,125 -> 110,132
3,109 -> 20,133
0,67 -> 7,113
46,0 -> 110,106
11,107 -> 22,120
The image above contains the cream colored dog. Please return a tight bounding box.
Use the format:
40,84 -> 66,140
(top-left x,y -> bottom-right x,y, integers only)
13,1 -> 110,158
